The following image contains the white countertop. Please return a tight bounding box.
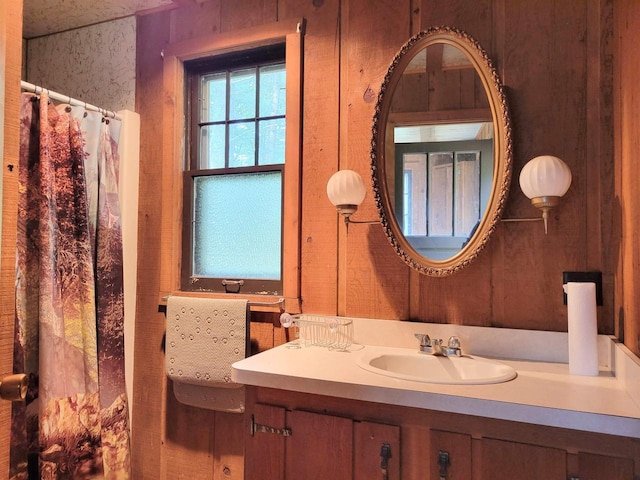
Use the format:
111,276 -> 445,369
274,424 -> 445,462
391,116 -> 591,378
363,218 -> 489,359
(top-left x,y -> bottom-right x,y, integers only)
232,317 -> 640,438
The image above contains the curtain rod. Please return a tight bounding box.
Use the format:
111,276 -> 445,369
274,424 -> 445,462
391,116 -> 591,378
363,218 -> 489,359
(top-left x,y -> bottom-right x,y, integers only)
20,80 -> 122,121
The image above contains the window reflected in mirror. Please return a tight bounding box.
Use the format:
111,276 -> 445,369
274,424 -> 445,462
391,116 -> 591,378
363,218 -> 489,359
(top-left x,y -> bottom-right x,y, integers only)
394,122 -> 493,260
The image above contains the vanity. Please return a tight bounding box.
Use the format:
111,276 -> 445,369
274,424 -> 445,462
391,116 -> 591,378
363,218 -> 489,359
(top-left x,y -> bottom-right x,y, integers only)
229,26 -> 639,480
233,318 -> 640,479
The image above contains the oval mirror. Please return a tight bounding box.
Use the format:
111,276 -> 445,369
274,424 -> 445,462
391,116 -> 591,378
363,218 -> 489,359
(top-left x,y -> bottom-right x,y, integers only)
371,26 -> 512,276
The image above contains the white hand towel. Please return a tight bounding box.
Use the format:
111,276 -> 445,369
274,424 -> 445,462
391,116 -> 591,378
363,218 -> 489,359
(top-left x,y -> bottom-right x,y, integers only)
165,296 -> 249,412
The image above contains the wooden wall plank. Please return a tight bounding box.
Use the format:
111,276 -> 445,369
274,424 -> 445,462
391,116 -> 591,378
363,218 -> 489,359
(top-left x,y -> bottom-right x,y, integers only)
614,0 -> 640,355
170,0 -> 222,43
279,0 -> 342,315
340,0 -> 412,320
213,412 -> 245,480
220,0 -> 277,32
586,0 -> 614,331
0,1 -> 22,476
164,388 -> 216,479
499,0 -> 592,332
132,10 -> 173,479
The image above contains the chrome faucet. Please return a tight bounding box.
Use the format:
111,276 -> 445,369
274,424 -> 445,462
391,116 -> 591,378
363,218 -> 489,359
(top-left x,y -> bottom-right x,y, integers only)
414,334 -> 462,356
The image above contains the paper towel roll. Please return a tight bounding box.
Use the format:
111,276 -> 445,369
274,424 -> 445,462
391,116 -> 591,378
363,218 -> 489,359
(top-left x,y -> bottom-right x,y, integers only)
565,282 -> 599,376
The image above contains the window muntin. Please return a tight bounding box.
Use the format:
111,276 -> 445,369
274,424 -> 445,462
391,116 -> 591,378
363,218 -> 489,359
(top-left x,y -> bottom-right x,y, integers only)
183,45 -> 286,293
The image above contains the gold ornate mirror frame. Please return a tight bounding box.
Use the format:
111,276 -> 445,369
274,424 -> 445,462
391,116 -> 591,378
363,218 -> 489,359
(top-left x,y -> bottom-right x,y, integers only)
371,26 -> 512,276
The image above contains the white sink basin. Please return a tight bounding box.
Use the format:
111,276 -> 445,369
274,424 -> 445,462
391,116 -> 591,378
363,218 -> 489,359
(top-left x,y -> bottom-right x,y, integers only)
357,347 -> 517,385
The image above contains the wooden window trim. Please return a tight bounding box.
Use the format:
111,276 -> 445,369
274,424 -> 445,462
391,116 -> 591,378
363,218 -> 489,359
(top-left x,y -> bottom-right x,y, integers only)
160,18 -> 304,313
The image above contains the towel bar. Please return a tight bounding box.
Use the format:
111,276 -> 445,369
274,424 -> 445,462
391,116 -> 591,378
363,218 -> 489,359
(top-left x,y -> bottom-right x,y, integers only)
161,295 -> 285,312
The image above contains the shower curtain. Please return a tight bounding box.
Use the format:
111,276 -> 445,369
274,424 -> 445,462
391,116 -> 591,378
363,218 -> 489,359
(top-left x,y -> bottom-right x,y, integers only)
10,92 -> 131,479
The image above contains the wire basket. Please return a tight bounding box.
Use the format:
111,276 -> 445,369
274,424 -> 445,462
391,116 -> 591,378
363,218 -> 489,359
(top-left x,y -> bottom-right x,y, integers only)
280,313 -> 354,351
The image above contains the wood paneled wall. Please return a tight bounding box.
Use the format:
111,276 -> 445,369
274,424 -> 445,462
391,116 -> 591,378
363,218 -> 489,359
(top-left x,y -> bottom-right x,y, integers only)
0,0 -> 22,475
132,0 -> 634,478
614,0 -> 640,356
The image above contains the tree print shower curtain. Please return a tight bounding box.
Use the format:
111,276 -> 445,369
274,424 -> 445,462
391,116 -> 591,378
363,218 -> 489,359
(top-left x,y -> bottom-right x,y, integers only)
10,92 -> 131,479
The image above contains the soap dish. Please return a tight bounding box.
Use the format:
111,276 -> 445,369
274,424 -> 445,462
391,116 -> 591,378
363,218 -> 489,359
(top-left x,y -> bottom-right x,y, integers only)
280,313 -> 354,351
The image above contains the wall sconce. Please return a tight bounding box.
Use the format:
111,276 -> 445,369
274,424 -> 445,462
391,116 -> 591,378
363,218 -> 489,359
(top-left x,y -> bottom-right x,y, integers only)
504,155 -> 572,234
327,170 -> 378,231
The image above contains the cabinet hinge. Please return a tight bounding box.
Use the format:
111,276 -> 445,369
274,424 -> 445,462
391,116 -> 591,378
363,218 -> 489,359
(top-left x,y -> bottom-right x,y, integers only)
250,414 -> 292,437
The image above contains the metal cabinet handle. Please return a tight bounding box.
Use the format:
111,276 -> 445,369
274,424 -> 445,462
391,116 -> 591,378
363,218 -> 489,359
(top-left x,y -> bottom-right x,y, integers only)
380,443 -> 392,480
438,451 -> 450,480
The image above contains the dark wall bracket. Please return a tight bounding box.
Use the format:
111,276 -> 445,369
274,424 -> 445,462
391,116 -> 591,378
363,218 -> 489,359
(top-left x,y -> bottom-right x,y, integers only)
562,271 -> 603,306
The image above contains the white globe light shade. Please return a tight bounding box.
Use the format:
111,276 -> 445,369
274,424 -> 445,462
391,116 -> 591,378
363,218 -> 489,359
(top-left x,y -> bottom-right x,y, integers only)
326,170 -> 366,207
519,155 -> 572,199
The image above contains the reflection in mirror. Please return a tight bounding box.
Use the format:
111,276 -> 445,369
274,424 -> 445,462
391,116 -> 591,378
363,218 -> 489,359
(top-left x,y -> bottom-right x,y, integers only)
394,124 -> 493,260
371,27 -> 512,275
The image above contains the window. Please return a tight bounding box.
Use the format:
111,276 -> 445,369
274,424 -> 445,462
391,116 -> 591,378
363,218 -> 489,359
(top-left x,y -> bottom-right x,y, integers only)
182,45 -> 288,294
160,19 -> 303,304
395,139 -> 493,260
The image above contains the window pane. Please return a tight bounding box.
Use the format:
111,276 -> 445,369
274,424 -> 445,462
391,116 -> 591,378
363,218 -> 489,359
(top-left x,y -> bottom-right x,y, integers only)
454,151 -> 480,236
428,152 -> 453,236
258,118 -> 285,165
202,73 -> 226,122
200,124 -> 226,169
193,172 -> 282,279
259,64 -> 286,117
402,153 -> 427,236
229,68 -> 256,120
229,122 -> 255,167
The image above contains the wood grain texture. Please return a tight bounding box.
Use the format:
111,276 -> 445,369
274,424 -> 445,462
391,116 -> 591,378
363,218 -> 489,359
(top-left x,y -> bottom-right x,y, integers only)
479,438 -> 566,479
429,430 -> 472,480
244,403 -> 285,480
614,0 -> 640,355
285,409 -> 353,480
127,0 -> 638,477
253,387 -> 640,478
132,10 -> 173,480
353,421 -> 400,480
220,0 -> 277,33
213,412 -> 244,480
280,0 -> 342,315
340,0 -> 412,320
577,451 -> 635,480
498,0 -> 594,331
164,386 -> 216,479
0,1 -> 22,476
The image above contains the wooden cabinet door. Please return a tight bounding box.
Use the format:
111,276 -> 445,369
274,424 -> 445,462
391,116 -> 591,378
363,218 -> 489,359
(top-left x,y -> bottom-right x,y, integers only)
285,409 -> 353,480
354,421 -> 400,480
478,438 -> 566,480
245,403 -> 287,480
430,430 -> 472,480
577,452 -> 635,480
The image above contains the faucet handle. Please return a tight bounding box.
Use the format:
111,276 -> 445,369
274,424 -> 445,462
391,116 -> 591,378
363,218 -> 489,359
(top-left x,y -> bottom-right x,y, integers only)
414,333 -> 435,353
443,336 -> 462,356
